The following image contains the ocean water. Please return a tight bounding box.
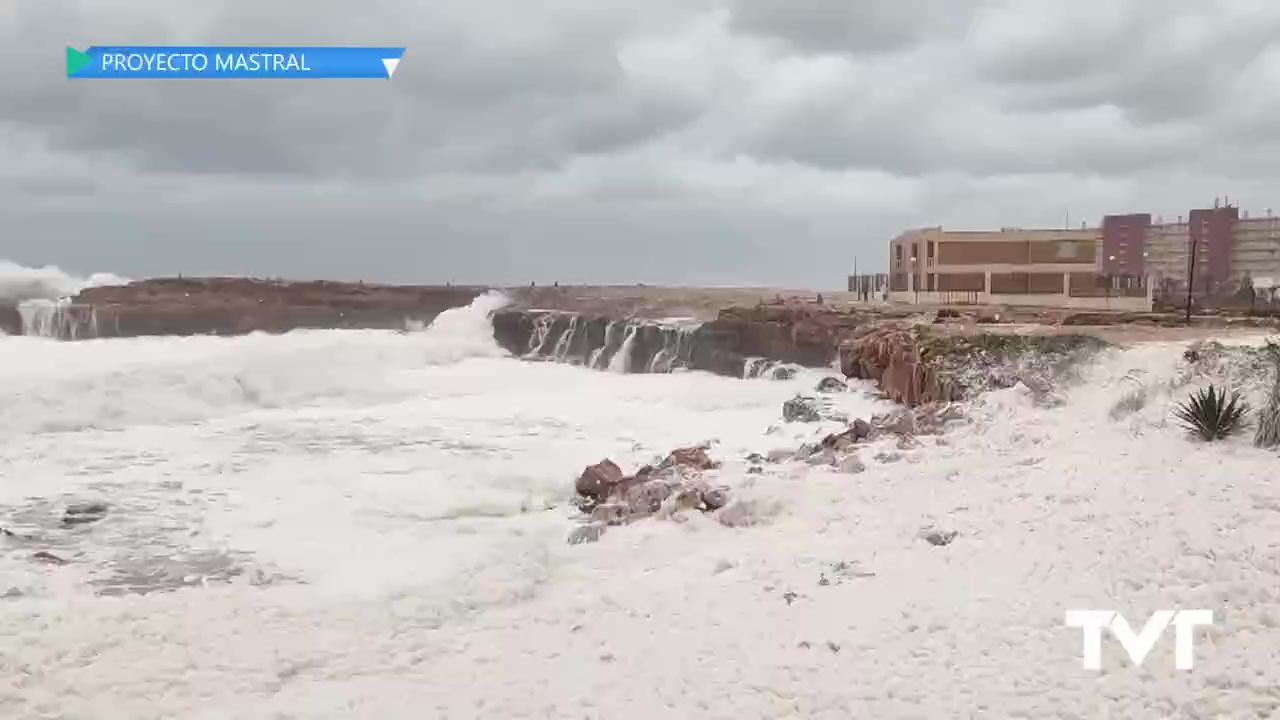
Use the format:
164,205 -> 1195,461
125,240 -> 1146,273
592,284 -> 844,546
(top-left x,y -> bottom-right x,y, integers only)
3,291 -> 1280,719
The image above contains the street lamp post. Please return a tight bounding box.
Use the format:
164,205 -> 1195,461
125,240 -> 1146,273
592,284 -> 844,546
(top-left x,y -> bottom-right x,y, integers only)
910,256 -> 919,304
1141,251 -> 1150,307
1185,234 -> 1199,325
1106,255 -> 1116,302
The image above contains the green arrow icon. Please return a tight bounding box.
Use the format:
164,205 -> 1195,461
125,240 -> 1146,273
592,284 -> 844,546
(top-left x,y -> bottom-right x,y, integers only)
66,46 -> 92,76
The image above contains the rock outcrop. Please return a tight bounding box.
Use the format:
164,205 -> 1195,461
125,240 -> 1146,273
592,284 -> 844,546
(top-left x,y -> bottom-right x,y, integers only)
36,278 -> 488,338
689,304 -> 870,376
839,325 -> 932,406
840,324 -> 1109,407
568,445 -> 728,544
0,304 -> 20,336
10,278 -> 1126,407
492,303 -> 873,378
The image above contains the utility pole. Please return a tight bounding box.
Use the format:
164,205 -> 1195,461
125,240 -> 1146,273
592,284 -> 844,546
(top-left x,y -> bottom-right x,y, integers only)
1185,234 -> 1198,325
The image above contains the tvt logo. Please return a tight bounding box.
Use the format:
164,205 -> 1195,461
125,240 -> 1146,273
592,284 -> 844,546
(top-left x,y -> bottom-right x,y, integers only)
1065,609 -> 1213,670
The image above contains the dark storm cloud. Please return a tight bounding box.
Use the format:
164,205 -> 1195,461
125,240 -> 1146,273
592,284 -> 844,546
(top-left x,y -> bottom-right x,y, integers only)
3,0 -> 1280,287
0,0 -> 704,179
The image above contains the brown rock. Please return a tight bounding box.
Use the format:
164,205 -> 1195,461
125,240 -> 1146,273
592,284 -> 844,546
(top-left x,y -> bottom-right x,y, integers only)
839,325 -> 932,406
836,324 -> 973,408
623,481 -> 675,516
664,446 -> 719,471
576,459 -> 625,503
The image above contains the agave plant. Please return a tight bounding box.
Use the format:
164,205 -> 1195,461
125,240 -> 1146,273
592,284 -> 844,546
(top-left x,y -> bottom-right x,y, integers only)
1255,340 -> 1280,448
1174,385 -> 1249,441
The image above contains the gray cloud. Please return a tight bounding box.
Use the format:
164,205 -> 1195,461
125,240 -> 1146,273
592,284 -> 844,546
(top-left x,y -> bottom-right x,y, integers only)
2,0 -> 705,178
1,0 -> 1280,288
973,0 -> 1280,124
726,0 -> 983,55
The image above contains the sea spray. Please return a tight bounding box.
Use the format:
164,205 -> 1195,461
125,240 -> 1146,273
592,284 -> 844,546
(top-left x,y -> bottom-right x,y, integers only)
0,259 -> 126,302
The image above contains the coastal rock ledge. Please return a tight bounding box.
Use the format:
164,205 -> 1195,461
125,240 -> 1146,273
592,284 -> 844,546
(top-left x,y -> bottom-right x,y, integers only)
1,279 -> 878,380
3,279 -> 1114,400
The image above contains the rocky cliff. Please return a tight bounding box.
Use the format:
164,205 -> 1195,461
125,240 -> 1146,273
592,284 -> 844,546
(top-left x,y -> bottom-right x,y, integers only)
15,278 -> 488,337
0,278 -> 1153,406
839,324 -> 1110,406
492,303 -> 876,377
4,279 -> 873,379
0,304 -> 20,335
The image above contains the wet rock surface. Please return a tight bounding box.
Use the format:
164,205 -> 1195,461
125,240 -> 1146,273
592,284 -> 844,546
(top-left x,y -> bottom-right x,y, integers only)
62,502 -> 109,527
920,528 -> 959,547
782,395 -> 823,423
840,324 -> 1108,407
3,495 -> 280,597
493,304 -> 874,379
816,376 -> 848,393
567,445 -> 730,544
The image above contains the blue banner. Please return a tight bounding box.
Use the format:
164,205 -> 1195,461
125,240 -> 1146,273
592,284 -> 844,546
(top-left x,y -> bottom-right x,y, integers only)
66,46 -> 405,79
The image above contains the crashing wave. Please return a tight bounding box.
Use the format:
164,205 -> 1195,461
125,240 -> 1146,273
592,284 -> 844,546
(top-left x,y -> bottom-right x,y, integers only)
519,312 -> 700,373
0,259 -> 126,303
16,299 -> 100,339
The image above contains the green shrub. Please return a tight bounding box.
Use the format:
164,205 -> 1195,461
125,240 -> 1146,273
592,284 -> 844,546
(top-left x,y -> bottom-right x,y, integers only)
1174,385 -> 1249,441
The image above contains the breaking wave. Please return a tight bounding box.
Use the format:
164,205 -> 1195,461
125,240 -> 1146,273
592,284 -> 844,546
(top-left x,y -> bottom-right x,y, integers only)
0,259 -> 127,303
0,291 -> 514,434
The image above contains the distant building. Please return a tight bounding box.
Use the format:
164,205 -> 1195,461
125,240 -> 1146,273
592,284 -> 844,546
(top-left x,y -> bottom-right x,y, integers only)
1117,202 -> 1280,299
1100,213 -> 1151,276
875,201 -> 1280,310
1232,212 -> 1280,289
881,225 -> 1141,308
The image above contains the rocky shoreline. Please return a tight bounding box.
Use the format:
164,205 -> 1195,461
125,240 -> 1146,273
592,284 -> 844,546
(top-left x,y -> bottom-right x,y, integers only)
8,278 -> 1279,562
4,278 -> 1278,403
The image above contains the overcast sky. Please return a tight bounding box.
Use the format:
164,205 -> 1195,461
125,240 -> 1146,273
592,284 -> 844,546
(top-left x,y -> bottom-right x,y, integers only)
1,0 -> 1279,288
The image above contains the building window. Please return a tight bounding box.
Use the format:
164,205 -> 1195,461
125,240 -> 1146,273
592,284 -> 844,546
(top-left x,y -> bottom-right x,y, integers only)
895,244 -> 902,266
1056,241 -> 1077,259
911,242 -> 918,261
927,241 -> 935,259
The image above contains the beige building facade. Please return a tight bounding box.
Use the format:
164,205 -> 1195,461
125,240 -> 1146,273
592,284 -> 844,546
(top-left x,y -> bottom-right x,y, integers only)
1230,214 -> 1280,288
883,226 -> 1146,308
876,203 -> 1280,310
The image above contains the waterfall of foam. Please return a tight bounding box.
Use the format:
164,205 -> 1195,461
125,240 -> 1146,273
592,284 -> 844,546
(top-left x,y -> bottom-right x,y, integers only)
516,313 -> 700,374
17,299 -> 99,340
647,326 -> 697,373
551,316 -> 579,361
588,320 -> 621,369
607,324 -> 639,373
743,357 -> 771,379
526,315 -> 556,356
